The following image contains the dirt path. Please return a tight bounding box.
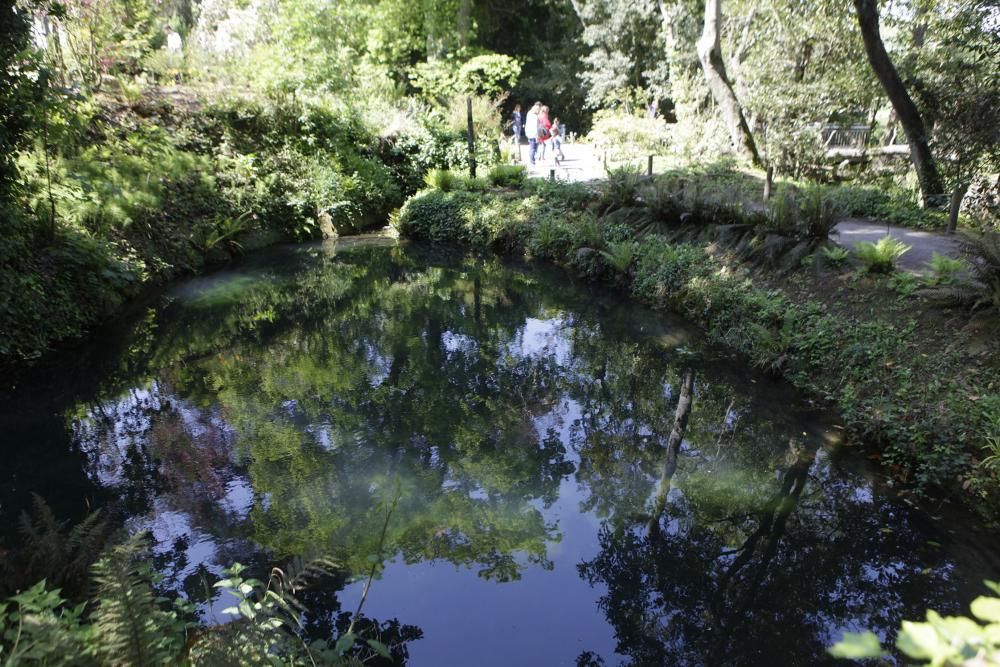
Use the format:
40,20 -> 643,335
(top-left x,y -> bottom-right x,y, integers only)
519,141 -> 608,182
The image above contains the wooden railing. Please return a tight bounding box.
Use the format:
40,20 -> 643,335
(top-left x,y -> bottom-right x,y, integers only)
821,124 -> 871,149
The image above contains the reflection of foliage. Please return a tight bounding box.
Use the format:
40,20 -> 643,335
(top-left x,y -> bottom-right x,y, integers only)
578,432 -> 960,665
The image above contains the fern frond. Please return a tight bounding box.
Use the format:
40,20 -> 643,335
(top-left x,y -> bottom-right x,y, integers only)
90,539 -> 184,666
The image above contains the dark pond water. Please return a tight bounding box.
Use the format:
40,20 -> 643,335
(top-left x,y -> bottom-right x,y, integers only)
2,239 -> 998,666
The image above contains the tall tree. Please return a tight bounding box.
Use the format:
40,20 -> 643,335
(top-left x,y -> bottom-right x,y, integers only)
852,0 -> 944,207
696,0 -> 760,165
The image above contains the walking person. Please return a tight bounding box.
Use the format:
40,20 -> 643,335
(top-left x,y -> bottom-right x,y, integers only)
550,116 -> 566,163
537,105 -> 552,161
525,102 -> 541,166
510,104 -> 523,162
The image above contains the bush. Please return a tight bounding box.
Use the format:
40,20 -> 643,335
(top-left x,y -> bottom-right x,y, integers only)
855,237 -> 910,273
587,110 -> 671,158
396,189 -> 478,242
488,164 -> 527,188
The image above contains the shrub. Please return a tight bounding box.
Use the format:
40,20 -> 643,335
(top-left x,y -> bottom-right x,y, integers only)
396,189 -> 475,242
587,110 -> 671,158
855,237 -> 910,273
829,581 -> 1000,664
488,164 -> 527,188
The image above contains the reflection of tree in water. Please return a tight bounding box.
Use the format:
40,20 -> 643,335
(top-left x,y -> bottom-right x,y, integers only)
577,373 -> 958,666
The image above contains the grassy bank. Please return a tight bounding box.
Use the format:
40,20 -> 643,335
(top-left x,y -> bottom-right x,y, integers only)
0,90 -> 475,367
396,170 -> 1000,518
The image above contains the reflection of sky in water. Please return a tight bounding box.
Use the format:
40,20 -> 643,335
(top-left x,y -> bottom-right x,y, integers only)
347,394 -> 621,666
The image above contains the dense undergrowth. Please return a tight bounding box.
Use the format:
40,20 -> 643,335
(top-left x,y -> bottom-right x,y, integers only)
396,170 -> 1000,518
0,499 -> 408,666
0,92 -> 474,366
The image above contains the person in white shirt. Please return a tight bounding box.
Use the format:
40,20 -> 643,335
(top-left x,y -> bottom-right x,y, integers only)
165,26 -> 183,54
525,102 -> 541,165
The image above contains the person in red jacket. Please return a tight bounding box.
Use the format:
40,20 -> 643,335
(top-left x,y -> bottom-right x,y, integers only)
537,105 -> 553,162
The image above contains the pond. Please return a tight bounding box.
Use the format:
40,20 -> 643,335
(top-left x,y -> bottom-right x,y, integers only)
1,239 -> 998,666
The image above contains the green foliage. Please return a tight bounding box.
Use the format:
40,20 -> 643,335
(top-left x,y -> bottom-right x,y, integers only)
457,54 -> 522,97
588,111 -> 670,159
925,253 -> 968,286
599,240 -> 637,275
827,631 -> 886,660
823,184 -> 947,231
424,168 -> 459,192
889,272 -> 920,296
0,582 -> 91,666
487,164 -> 527,188
830,581 -> 1000,666
855,237 -> 910,274
798,186 -> 838,240
821,245 -> 850,266
89,542 -> 187,666
600,165 -> 643,214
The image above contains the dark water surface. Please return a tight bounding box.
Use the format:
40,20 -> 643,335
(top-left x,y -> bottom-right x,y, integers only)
2,239 -> 998,666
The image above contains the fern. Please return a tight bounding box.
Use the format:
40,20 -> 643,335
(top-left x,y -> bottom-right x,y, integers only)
4,494 -> 114,599
924,252 -> 967,286
599,241 -> 637,274
960,230 -> 1000,311
821,245 -> 850,265
90,540 -> 186,666
600,165 -> 643,214
921,232 -> 1000,312
855,237 -> 909,273
423,168 -> 456,192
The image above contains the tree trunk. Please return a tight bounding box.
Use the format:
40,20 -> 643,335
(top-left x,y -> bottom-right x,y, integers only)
650,368 -> 695,524
697,0 -> 761,166
946,182 -> 968,234
852,0 -> 944,207
456,0 -> 471,48
466,97 -> 477,178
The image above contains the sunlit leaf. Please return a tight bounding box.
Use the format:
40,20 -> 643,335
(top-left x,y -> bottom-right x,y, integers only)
971,597 -> 1000,623
828,631 -> 884,659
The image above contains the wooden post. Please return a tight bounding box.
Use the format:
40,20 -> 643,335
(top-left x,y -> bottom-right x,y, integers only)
549,169 -> 555,181
763,164 -> 774,201
647,155 -> 653,176
466,97 -> 476,178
